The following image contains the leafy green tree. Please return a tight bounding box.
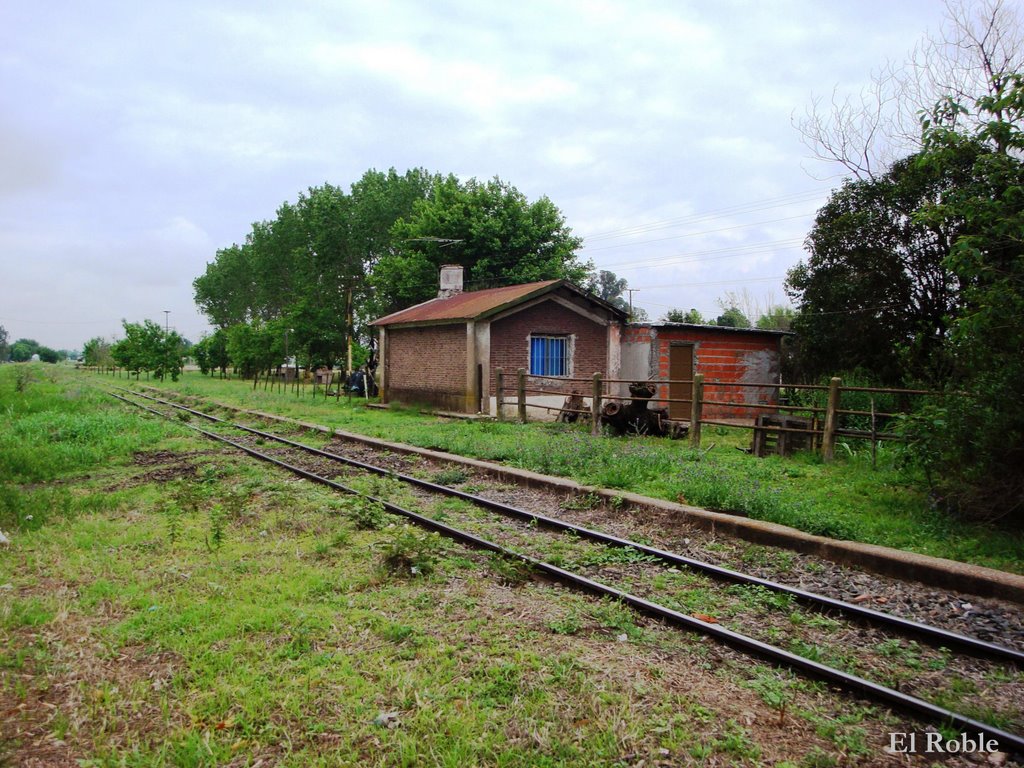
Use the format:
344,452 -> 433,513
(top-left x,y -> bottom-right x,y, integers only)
904,76 -> 1024,519
786,147 -> 979,384
82,337 -> 113,367
37,347 -> 60,364
714,306 -> 751,328
292,185 -> 359,369
756,306 -> 797,331
349,168 -> 439,268
373,175 -> 589,313
112,321 -> 185,381
226,320 -> 285,380
193,244 -> 256,328
194,169 -> 582,367
583,270 -> 633,315
194,171 -> 436,372
0,325 -> 8,361
662,308 -> 705,324
583,269 -> 649,320
10,339 -> 40,362
193,329 -> 230,377
586,269 -> 626,305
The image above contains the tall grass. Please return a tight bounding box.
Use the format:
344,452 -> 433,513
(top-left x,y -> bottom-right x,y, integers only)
0,365 -> 177,483
0,365 -> 186,534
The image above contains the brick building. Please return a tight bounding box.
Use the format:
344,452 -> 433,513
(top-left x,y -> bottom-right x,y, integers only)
371,266 -> 626,414
619,323 -> 788,420
372,268 -> 789,420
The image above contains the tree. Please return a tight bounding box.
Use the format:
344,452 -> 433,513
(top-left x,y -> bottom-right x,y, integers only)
793,0 -> 1024,518
10,339 -> 40,362
903,74 -> 1024,519
662,308 -> 706,324
193,244 -> 256,328
225,320 -> 285,381
587,269 -> 627,305
585,269 -> 649,319
194,169 -> 437,372
82,337 -> 113,367
373,175 -> 589,314
714,307 -> 751,328
796,0 -> 1024,179
756,306 -> 797,331
111,321 -> 185,381
193,329 -> 230,377
786,146 -> 979,384
0,325 -> 8,361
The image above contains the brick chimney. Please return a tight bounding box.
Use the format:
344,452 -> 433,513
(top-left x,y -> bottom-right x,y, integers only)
438,264 -> 464,299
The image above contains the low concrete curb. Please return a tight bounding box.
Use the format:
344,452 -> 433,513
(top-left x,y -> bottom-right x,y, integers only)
241,406 -> 1024,604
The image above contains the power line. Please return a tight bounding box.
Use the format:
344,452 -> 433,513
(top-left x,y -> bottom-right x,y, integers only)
599,238 -> 804,272
581,189 -> 825,242
631,275 -> 787,290
0,316 -> 118,326
583,213 -> 815,252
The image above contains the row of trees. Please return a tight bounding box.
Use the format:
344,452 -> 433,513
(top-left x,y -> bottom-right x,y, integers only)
0,328 -> 69,364
661,303 -> 796,331
788,0 -> 1024,519
81,322 -> 187,381
192,170 -> 591,375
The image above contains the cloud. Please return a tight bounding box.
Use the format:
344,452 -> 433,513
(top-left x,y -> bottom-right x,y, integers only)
0,0 -> 955,346
0,118 -> 61,198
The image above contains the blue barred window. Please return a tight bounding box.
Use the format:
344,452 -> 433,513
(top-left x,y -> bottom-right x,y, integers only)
529,335 -> 569,376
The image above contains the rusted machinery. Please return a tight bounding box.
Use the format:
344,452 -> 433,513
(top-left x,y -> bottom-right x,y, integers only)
601,382 -> 678,437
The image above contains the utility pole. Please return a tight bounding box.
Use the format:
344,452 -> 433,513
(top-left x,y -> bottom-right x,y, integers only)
625,289 -> 639,321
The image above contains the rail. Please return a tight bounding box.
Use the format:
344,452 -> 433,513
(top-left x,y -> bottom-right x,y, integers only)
106,387 -> 1024,753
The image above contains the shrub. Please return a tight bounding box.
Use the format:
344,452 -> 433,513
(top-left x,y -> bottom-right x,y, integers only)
379,525 -> 443,576
346,496 -> 390,530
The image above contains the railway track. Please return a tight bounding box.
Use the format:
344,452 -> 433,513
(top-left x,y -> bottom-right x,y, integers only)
109,385 -> 1024,755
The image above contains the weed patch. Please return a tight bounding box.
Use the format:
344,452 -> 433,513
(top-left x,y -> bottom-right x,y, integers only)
345,496 -> 390,530
488,553 -> 534,586
379,525 -> 444,576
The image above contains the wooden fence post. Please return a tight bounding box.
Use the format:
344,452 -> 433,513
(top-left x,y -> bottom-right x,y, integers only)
591,373 -> 603,436
689,373 -> 704,449
822,377 -> 842,461
517,368 -> 527,423
495,368 -> 505,422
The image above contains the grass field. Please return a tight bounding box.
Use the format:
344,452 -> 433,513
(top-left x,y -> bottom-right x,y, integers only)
0,363 -> 943,767
123,368 -> 1024,574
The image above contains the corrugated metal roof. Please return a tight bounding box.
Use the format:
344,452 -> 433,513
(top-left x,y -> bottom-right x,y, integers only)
371,280 -> 561,326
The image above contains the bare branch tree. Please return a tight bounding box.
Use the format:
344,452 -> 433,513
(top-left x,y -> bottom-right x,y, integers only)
796,0 -> 1024,178
795,63 -> 904,181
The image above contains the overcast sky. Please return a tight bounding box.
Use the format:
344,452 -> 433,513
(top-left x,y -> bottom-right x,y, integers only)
1,0 -> 956,351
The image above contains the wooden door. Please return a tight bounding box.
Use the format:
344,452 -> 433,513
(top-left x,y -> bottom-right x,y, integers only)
668,344 -> 694,420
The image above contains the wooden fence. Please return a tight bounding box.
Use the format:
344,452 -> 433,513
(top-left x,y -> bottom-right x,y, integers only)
494,368 -> 932,462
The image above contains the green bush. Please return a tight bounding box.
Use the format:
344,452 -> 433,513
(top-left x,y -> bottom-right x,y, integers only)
379,525 -> 443,576
346,496 -> 390,530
